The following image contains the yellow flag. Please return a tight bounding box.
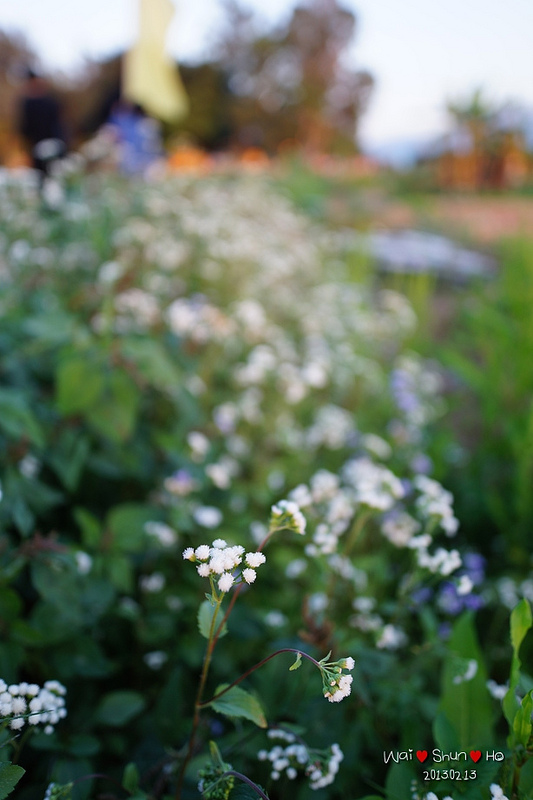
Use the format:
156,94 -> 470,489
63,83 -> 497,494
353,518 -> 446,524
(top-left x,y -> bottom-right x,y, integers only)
124,0 -> 189,124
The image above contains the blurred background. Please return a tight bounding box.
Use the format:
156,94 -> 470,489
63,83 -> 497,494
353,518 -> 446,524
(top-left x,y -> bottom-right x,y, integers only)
1,0 -> 533,176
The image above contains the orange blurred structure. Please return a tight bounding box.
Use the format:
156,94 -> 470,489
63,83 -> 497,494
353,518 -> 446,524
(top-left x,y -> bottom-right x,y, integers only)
167,145 -> 211,173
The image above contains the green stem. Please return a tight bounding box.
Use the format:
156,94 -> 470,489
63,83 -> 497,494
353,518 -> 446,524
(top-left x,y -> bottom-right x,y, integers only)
175,593 -> 224,800
343,510 -> 371,559
200,648 -> 321,707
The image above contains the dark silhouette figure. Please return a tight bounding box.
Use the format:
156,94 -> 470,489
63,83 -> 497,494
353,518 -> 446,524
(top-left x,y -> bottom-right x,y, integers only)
18,69 -> 66,185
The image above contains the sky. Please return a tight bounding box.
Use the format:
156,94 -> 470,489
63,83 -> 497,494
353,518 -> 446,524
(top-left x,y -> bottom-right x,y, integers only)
1,0 -> 533,154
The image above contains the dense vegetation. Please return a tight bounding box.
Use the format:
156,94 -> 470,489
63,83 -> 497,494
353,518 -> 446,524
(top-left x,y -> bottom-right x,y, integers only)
0,165 -> 532,800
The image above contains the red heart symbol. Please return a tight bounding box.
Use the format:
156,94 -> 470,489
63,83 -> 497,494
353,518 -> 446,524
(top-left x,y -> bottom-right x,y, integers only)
470,750 -> 482,763
416,750 -> 428,763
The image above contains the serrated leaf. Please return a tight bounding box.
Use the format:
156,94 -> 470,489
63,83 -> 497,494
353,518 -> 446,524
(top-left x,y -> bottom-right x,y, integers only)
289,652 -> 302,671
0,762 -> 25,800
210,685 -> 267,728
198,600 -> 227,639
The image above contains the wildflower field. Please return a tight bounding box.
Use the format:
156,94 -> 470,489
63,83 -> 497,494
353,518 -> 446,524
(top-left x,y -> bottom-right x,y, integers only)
0,166 -> 532,800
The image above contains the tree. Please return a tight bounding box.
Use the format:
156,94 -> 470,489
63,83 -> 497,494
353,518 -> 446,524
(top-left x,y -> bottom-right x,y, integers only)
214,0 -> 374,154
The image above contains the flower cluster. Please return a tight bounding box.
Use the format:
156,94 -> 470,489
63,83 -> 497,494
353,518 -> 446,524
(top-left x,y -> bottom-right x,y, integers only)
270,499 -> 306,535
183,539 -> 266,593
0,679 -> 67,733
257,728 -> 344,790
414,475 -> 459,536
43,782 -> 73,800
318,655 -> 355,703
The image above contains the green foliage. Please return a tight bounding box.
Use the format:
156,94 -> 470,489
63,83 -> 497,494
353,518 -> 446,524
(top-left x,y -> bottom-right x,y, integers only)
210,686 -> 267,729
95,691 -> 146,726
504,599 -> 532,725
0,170 -> 530,800
198,599 -> 228,640
0,764 -> 25,800
438,613 -> 493,750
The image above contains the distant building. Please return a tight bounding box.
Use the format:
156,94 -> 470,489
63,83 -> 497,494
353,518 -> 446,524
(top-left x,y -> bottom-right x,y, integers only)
420,117 -> 532,191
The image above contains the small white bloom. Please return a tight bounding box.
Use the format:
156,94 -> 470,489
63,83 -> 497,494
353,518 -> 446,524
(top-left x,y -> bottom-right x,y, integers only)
341,657 -> 355,671
143,651 -> 168,670
456,575 -> 474,595
212,538 -> 227,549
193,506 -> 223,529
245,551 -> 266,568
182,547 -> 195,561
242,568 -> 257,584
75,551 -> 92,575
218,572 -> 235,593
195,545 -> 211,561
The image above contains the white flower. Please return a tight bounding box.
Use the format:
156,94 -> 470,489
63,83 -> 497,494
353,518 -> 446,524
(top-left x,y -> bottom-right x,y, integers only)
212,538 -> 227,549
75,551 -> 93,575
145,521 -> 177,547
139,572 -> 166,593
11,696 -> 27,715
490,785 -> 509,800
456,575 -> 474,595
341,657 -> 355,671
197,563 -> 211,577
242,568 -> 257,584
143,651 -> 168,670
486,679 -> 508,700
195,545 -> 211,561
182,547 -> 195,561
245,551 -> 266,568
377,624 -> 407,650
453,659 -> 478,684
271,499 -> 306,535
218,573 -> 235,593
193,506 -> 223,529
324,674 -> 353,703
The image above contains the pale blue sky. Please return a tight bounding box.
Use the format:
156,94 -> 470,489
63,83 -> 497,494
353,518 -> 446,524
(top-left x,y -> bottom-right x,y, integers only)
1,0 -> 532,148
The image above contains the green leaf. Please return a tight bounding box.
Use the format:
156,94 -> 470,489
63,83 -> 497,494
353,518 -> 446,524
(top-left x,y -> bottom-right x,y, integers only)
0,388 -> 44,447
121,338 -> 182,393
96,691 -> 146,726
289,652 -> 302,671
56,355 -> 105,414
49,432 -> 91,491
385,762 -> 415,800
0,763 -> 25,800
86,370 -> 140,442
512,690 -> 533,747
210,685 -> 267,728
438,612 -> 493,749
230,782 -> 270,799
107,503 -> 155,553
122,763 -> 140,793
504,599 -> 533,725
432,710 -> 459,752
510,598 -> 532,656
74,507 -> 102,549
198,600 -> 227,640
